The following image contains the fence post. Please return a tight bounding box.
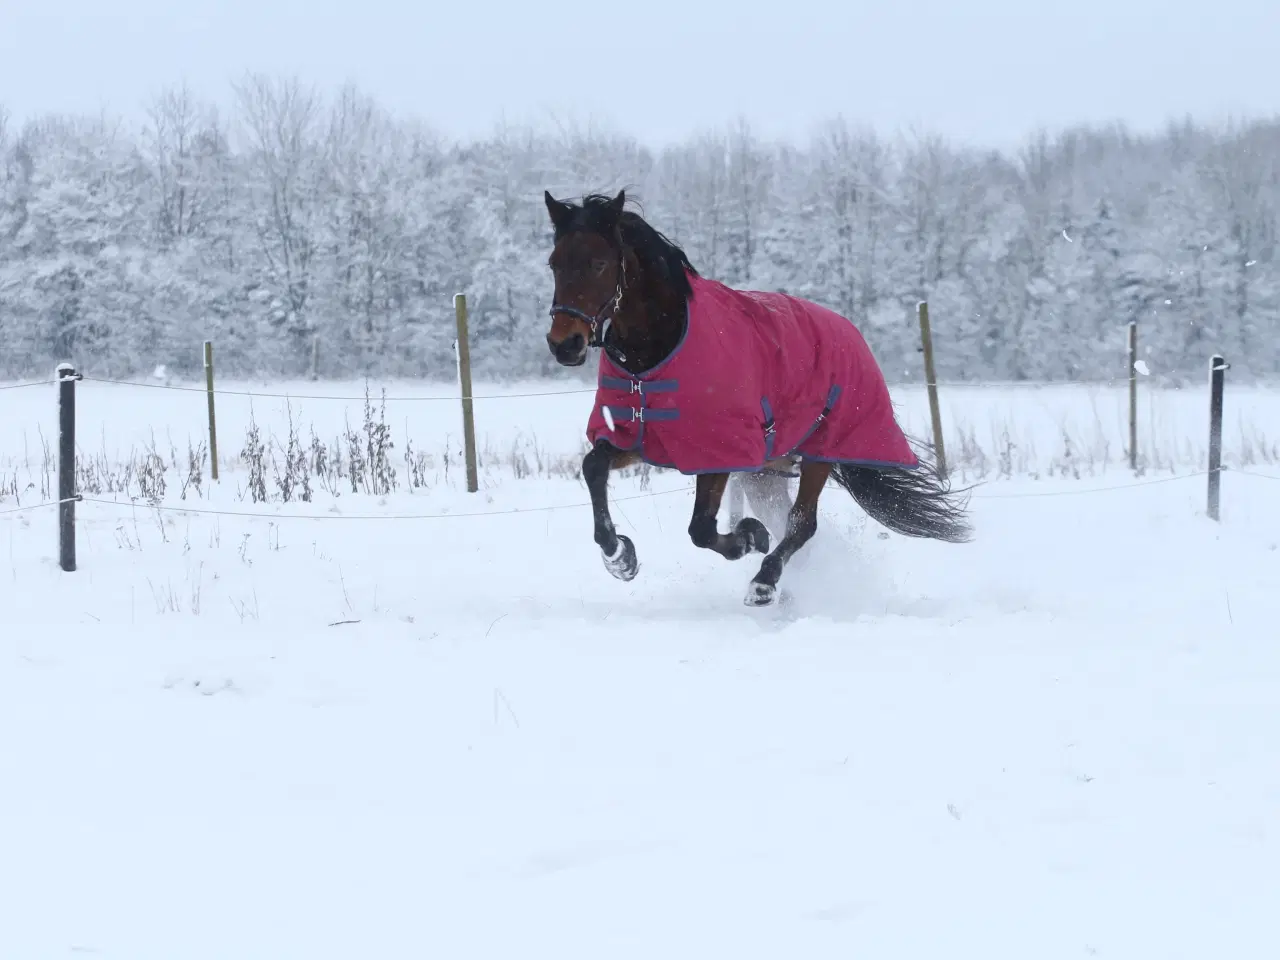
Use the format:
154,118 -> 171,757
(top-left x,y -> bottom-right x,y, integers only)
917,301 -> 948,480
1207,353 -> 1226,522
1128,321 -> 1138,472
203,341 -> 219,482
57,363 -> 77,572
453,293 -> 479,494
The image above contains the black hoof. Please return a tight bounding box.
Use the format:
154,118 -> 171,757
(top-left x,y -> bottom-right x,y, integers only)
735,517 -> 770,555
603,534 -> 639,581
744,580 -> 777,606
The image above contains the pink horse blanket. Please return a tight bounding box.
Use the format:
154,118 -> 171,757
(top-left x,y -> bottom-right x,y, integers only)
586,272 -> 919,474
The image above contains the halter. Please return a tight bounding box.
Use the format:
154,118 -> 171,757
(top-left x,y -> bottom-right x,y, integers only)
548,257 -> 626,349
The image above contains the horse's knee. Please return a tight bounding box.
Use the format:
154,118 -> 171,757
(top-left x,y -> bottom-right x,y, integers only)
582,443 -> 612,487
688,512 -> 718,549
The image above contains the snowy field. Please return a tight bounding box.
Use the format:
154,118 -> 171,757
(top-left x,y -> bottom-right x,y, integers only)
3,374 -> 1280,958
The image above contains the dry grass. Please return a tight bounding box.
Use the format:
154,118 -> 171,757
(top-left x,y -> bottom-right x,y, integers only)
939,411 -> 1278,484
1,392 -> 1275,507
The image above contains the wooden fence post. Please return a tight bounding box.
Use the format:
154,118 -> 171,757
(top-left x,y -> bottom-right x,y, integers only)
917,301 -> 948,480
57,363 -> 77,572
203,341 -> 219,482
1128,321 -> 1138,472
453,294 -> 479,494
1207,353 -> 1226,521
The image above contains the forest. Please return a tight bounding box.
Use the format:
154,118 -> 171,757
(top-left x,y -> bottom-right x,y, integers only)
1,76 -> 1277,384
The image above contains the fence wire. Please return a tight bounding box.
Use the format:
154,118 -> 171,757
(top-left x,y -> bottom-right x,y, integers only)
1234,468 -> 1280,482
0,495 -> 75,517
74,484 -> 695,522
0,378 -> 58,392
78,375 -> 596,403
27,373 -> 1185,406
0,468 -> 1242,523
0,500 -> 54,516
969,471 -> 1210,499
941,370 -> 1229,389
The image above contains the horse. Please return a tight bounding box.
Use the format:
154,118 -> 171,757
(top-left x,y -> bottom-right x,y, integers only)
543,189 -> 972,606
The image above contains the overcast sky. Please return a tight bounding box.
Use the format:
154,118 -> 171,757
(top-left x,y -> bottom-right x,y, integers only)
2,0 -> 1277,151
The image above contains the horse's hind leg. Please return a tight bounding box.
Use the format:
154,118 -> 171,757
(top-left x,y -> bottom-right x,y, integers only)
689,473 -> 771,560
745,460 -> 831,606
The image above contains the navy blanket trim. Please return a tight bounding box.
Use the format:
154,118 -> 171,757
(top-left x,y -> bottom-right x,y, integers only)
603,406 -> 680,423
760,397 -> 776,460
599,376 -> 679,394
803,455 -> 922,470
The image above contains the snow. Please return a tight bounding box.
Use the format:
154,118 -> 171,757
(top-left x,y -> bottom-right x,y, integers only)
2,376 -> 1279,957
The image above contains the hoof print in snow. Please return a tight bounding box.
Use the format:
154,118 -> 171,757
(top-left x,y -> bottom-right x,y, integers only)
163,676 -> 239,697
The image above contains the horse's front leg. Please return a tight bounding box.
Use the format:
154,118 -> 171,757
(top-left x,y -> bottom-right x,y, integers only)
582,440 -> 641,580
688,473 -> 771,560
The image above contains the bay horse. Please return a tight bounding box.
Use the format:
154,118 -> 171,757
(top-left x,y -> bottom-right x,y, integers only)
543,189 -> 971,605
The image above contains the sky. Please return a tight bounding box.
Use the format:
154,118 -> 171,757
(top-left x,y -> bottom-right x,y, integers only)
2,0 -> 1278,152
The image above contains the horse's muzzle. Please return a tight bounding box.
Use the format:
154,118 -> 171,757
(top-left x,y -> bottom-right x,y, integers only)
548,332 -> 587,366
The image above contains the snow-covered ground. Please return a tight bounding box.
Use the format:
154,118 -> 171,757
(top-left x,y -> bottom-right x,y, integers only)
2,375 -> 1279,958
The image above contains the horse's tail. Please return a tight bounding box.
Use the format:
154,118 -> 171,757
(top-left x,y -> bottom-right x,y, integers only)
831,441 -> 974,543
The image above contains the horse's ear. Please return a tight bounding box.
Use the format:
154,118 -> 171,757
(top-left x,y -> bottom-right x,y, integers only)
608,189 -> 626,218
544,190 -> 574,232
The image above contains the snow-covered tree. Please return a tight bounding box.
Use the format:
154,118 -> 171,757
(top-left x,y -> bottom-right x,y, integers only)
0,81 -> 1276,384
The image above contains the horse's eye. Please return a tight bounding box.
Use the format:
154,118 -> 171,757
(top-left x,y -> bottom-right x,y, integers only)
592,259 -> 609,275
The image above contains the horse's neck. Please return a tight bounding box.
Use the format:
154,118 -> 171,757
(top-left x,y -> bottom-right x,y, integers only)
608,295 -> 686,374
604,267 -> 686,376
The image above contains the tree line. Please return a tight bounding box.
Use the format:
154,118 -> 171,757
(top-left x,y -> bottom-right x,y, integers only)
1,77 -> 1277,384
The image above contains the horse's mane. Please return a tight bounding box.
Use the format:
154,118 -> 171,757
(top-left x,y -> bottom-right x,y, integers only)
565,193 -> 699,300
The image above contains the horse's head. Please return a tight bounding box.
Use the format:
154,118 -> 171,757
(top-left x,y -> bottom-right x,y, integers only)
543,189 -> 639,366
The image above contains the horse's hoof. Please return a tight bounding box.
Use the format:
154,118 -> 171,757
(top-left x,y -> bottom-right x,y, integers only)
744,581 -> 777,606
735,517 -> 770,555
603,534 -> 639,581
